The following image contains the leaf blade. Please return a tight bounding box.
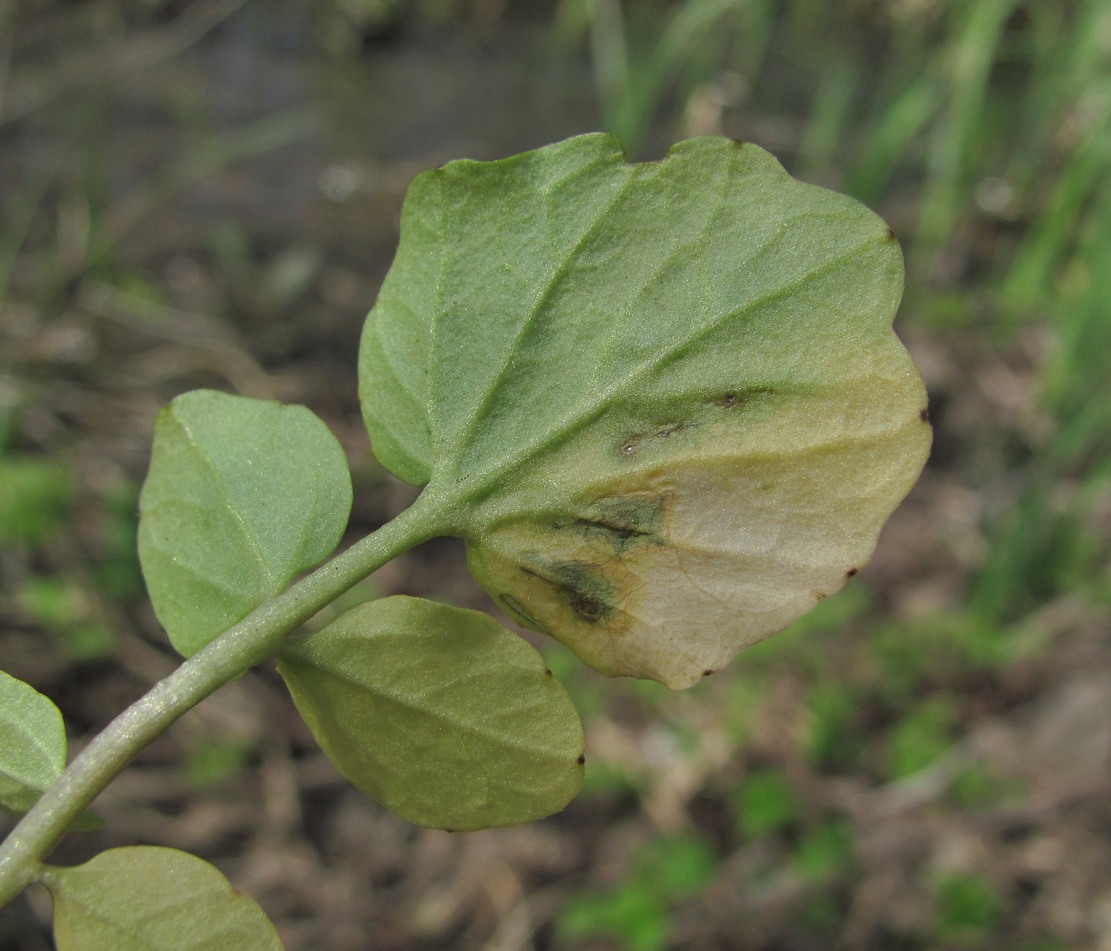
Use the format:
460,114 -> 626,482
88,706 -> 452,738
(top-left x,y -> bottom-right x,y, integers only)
0,669 -> 66,814
138,390 -> 352,656
43,846 -> 283,951
278,596 -> 584,830
361,134 -> 931,688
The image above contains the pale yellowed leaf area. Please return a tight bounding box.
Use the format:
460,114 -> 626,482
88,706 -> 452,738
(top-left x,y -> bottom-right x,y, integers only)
470,361 -> 929,689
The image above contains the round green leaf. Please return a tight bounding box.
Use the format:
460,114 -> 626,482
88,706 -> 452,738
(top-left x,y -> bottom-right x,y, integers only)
360,134 -> 930,688
278,595 -> 585,830
138,390 -> 353,656
43,846 -> 282,951
0,669 -> 66,815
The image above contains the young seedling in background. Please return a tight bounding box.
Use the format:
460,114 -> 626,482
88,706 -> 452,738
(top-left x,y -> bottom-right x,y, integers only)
0,133 -> 930,949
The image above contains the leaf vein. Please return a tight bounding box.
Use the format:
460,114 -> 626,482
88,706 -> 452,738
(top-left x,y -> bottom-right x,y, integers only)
171,412 -> 277,590
439,166 -> 638,464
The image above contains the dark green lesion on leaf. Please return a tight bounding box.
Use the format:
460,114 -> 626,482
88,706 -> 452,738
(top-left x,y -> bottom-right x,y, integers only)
654,420 -> 688,438
708,385 -> 776,409
520,559 -> 617,625
573,492 -> 667,552
573,514 -> 653,546
615,386 -> 779,460
549,561 -> 616,623
617,419 -> 696,458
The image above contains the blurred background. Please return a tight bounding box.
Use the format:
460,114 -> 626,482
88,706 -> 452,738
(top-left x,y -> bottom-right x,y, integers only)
1,0 -> 1110,948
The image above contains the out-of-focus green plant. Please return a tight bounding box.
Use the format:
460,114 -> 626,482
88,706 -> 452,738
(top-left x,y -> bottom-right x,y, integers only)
931,871 -> 1005,943
556,0 -> 748,155
884,696 -> 960,781
805,681 -> 866,771
791,818 -> 853,881
184,738 -> 252,793
2,456 -> 141,660
974,218 -> 1111,623
0,458 -> 73,547
557,833 -> 718,951
15,577 -> 115,662
734,766 -> 797,839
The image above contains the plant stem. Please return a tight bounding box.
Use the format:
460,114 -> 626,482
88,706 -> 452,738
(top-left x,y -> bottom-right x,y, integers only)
0,490 -> 452,908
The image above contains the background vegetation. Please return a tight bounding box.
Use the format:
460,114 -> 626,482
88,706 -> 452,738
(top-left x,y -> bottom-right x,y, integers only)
2,0 -> 1109,948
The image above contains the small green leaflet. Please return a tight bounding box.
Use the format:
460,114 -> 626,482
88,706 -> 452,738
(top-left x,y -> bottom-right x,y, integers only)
42,846 -> 283,951
278,596 -> 584,830
138,390 -> 353,656
0,669 -> 66,815
359,133 -> 931,688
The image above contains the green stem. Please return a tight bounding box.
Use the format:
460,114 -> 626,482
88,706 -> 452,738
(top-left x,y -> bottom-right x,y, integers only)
0,491 -> 452,908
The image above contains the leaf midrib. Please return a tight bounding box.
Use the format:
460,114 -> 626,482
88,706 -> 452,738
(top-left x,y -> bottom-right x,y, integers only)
290,656 -> 573,762
171,411 -> 278,591
434,155 -> 637,464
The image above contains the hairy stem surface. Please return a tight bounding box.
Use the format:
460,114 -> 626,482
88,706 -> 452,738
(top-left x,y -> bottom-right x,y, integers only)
0,491 -> 452,908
